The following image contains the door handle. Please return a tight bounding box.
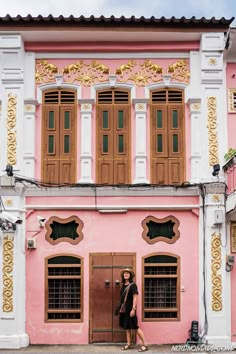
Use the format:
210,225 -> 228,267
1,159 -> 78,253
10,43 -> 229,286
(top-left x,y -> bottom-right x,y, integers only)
105,279 -> 110,287
115,279 -> 120,286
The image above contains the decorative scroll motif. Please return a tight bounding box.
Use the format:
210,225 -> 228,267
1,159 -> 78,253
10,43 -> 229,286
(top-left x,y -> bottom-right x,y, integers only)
207,97 -> 219,166
2,235 -> 14,313
136,103 -> 145,111
231,222 -> 236,253
208,58 -> 217,66
63,60 -> 110,86
4,199 -> 13,207
211,233 -> 222,311
228,89 -> 236,113
35,60 -> 58,83
24,105 -> 33,112
167,60 -> 190,82
7,93 -> 17,165
35,59 -> 190,87
212,194 -> 221,203
190,103 -> 201,112
81,103 -> 92,111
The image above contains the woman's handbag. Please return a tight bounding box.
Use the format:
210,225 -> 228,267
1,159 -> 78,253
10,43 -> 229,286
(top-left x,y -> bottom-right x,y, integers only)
115,283 -> 133,316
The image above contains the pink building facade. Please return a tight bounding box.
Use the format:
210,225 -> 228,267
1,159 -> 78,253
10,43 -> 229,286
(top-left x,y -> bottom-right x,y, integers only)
0,15 -> 235,348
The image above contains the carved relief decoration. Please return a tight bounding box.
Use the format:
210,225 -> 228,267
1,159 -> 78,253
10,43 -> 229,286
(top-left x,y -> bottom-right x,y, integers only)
212,194 -> 221,203
211,233 -> 222,311
208,58 -> 217,66
231,222 -> 236,253
35,59 -> 190,87
207,96 -> 219,166
2,235 -> 14,313
7,93 -> 17,165
228,89 -> 236,113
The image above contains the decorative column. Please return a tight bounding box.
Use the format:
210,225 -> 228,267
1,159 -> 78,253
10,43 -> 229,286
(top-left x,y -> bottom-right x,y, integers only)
199,184 -> 231,345
0,195 -> 28,348
23,52 -> 36,178
200,32 -> 227,177
78,99 -> 94,183
0,35 -> 29,348
133,99 -> 149,184
187,99 -> 202,182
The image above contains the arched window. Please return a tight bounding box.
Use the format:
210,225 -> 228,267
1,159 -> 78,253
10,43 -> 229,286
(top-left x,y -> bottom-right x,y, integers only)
142,253 -> 180,321
150,89 -> 185,184
42,89 -> 77,184
45,255 -> 83,322
96,89 -> 130,184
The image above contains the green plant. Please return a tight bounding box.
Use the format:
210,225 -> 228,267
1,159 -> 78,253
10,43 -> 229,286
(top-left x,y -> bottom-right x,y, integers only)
224,148 -> 236,162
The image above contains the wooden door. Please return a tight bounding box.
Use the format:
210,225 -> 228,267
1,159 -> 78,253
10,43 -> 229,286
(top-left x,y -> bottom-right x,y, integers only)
90,253 -> 135,343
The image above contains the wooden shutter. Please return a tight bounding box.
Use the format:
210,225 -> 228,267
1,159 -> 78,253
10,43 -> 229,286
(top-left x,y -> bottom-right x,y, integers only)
96,90 -> 130,184
151,89 -> 185,185
42,90 -> 76,185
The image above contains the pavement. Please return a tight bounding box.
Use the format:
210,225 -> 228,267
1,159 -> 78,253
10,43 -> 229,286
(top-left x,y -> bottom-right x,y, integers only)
0,343 -> 235,354
0,344 -> 171,353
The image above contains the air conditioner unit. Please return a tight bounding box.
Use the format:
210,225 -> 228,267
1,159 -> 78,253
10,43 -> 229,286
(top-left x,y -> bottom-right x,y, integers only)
27,239 -> 36,249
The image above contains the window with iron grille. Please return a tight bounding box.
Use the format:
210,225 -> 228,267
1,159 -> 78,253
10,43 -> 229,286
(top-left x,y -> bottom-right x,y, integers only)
228,89 -> 236,112
143,254 -> 180,321
45,255 -> 83,322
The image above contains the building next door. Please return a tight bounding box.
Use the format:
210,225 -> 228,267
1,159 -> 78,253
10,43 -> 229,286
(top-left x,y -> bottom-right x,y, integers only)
90,253 -> 135,343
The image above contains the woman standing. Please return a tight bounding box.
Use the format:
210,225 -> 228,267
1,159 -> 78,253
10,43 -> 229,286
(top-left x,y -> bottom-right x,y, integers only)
119,268 -> 148,352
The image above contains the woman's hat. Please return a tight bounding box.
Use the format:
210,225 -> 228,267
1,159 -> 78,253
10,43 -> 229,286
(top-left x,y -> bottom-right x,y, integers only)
120,268 -> 135,278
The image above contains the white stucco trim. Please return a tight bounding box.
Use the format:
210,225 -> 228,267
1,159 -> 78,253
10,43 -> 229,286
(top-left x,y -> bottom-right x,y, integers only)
35,52 -> 190,60
91,81 -> 135,101
144,81 -> 188,99
36,82 -> 81,104
26,203 -> 199,210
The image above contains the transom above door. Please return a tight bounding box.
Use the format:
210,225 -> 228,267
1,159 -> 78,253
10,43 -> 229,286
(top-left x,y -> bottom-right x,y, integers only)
96,89 -> 131,184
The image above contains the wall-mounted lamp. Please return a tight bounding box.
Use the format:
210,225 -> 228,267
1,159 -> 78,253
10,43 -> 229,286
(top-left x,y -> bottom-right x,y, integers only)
226,254 -> 234,272
37,215 -> 46,227
212,164 -> 220,176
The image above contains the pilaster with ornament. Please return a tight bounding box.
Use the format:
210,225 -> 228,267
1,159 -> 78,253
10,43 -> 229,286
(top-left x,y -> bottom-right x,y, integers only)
200,184 -> 231,345
133,99 -> 149,184
200,33 -> 227,180
0,34 -> 25,177
187,98 -> 202,182
78,99 -> 94,183
23,100 -> 38,177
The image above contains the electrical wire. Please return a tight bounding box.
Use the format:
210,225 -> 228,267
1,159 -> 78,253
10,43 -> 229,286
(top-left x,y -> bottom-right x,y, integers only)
199,183 -> 208,342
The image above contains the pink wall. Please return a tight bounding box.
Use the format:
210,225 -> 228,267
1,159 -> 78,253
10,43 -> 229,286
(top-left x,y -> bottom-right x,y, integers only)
35,57 -> 191,182
26,195 -> 199,344
231,268 -> 236,342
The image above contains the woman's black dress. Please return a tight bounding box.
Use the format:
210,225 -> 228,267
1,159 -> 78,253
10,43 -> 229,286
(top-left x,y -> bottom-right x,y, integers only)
119,282 -> 139,330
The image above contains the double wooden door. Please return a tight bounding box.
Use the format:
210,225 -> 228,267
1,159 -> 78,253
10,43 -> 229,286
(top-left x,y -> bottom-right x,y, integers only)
90,253 -> 135,343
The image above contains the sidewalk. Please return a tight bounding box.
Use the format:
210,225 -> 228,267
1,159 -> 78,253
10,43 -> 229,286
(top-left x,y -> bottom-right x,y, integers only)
0,343 -> 236,354
1,344 -> 172,353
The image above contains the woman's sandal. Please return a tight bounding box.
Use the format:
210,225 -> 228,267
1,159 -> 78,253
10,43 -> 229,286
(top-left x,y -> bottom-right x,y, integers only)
121,344 -> 133,350
138,345 -> 149,352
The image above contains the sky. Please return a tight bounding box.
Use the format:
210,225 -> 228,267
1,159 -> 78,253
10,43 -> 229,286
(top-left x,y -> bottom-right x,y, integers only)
0,0 -> 235,22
